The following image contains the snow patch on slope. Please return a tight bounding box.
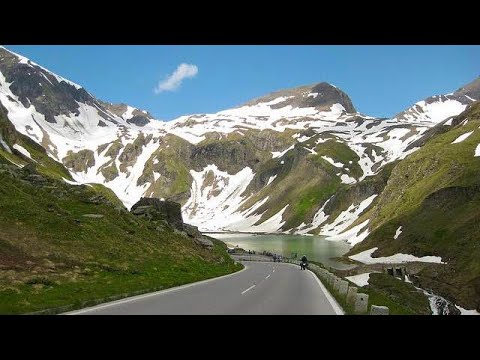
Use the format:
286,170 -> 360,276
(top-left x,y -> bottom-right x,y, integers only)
13,144 -> 33,160
341,174 -> 356,184
326,219 -> 371,246
266,175 -> 277,186
321,155 -> 343,168
294,196 -> 332,234
182,164 -> 255,231
349,247 -> 445,264
71,135 -> 160,209
346,273 -> 373,287
320,194 -> 377,238
0,133 -> 12,153
394,226 -> 403,239
272,145 -> 294,158
221,97 -> 316,119
168,103 -> 350,145
399,98 -> 467,124
241,204 -> 289,233
451,131 -> 474,144
122,106 -> 136,120
182,164 -> 292,233
475,144 -> 480,157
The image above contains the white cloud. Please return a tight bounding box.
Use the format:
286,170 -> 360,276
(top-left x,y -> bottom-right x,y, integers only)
154,63 -> 198,94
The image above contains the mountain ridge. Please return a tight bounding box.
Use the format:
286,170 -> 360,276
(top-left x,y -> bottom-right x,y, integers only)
1,45 -> 477,229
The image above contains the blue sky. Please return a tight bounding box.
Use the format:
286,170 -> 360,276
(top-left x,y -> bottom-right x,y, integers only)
6,45 -> 480,121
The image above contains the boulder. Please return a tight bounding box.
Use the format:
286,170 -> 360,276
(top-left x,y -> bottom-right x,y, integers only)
194,236 -> 214,249
130,198 -> 214,248
370,305 -> 389,315
184,223 -> 202,238
131,197 -> 184,231
183,224 -> 213,248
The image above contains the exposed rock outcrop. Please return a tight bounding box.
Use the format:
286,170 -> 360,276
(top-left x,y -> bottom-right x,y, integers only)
63,149 -> 95,173
130,197 -> 213,248
131,198 -> 184,231
184,223 -> 214,248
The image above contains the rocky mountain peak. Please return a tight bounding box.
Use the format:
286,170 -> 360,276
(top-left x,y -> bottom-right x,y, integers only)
242,82 -> 356,113
0,46 -> 101,124
453,77 -> 480,99
0,47 -> 156,128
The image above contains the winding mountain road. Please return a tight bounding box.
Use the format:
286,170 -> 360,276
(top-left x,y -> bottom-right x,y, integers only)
66,262 -> 342,315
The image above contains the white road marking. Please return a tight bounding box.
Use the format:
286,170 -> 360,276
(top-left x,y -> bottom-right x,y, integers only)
266,275 -> 271,279
241,285 -> 256,295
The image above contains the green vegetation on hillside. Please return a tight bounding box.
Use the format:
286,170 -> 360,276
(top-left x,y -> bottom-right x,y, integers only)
348,102 -> 480,311
311,139 -> 363,179
366,273 -> 431,315
0,112 -> 241,314
142,135 -> 193,204
0,162 -> 240,314
310,261 -> 430,315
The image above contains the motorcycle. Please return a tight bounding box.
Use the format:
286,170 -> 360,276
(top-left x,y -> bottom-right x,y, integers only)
300,261 -> 308,270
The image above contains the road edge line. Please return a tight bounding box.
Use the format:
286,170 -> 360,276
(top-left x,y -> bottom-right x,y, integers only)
281,262 -> 344,315
308,269 -> 344,315
64,264 -> 249,315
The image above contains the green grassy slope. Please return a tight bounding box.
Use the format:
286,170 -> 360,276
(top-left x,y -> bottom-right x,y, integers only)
0,110 -> 241,314
237,135 -> 373,231
348,102 -> 480,310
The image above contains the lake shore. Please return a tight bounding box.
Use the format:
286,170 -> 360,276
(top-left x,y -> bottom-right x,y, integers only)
208,232 -> 355,270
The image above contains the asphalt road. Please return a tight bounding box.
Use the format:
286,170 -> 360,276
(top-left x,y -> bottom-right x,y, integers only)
66,262 -> 342,315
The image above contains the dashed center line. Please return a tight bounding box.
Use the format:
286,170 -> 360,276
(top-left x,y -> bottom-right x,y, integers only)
241,285 -> 256,295
266,275 -> 271,279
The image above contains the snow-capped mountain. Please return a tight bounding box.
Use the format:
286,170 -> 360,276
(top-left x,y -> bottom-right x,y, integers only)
394,77 -> 479,123
1,46 -> 478,243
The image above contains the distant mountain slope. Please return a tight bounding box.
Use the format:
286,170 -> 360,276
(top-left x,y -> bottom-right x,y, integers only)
347,101 -> 480,311
394,77 -> 479,123
1,46 -> 477,239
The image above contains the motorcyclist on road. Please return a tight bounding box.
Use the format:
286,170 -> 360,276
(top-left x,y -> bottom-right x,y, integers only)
300,255 -> 308,270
